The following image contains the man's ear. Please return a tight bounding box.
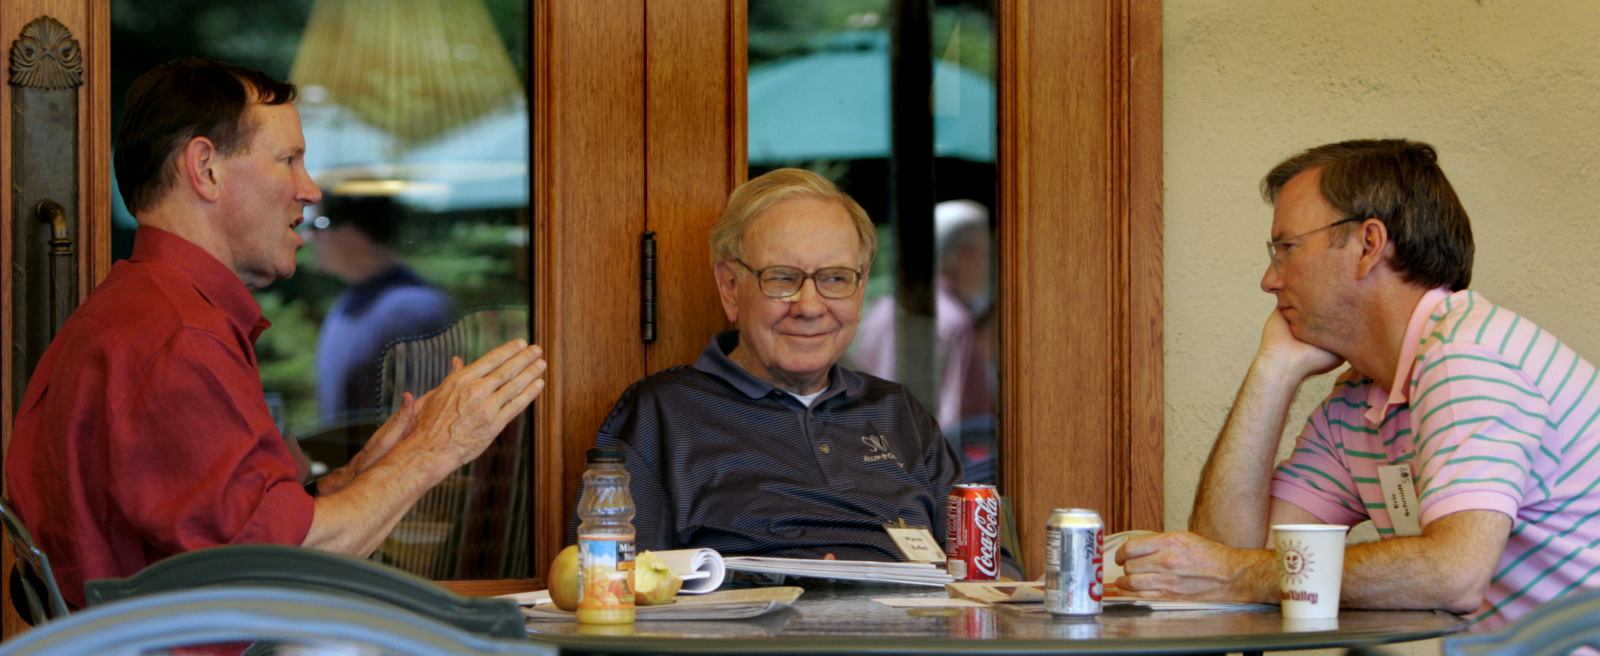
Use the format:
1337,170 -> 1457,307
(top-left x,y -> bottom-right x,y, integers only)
1354,217 -> 1391,279
184,136 -> 222,203
714,260 -> 740,323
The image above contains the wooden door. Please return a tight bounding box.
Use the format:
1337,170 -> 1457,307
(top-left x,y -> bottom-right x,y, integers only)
998,0 -> 1164,577
532,0 -> 743,585
534,0 -> 1164,581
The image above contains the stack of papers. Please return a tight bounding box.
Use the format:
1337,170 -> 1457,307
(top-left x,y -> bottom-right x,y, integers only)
724,556 -> 954,587
519,586 -> 803,621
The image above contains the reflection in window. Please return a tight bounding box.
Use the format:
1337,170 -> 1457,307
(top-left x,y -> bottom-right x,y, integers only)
291,0 -> 529,435
112,0 -> 531,578
748,0 -> 998,484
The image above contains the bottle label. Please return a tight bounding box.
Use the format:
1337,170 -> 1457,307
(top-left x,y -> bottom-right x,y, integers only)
578,537 -> 636,610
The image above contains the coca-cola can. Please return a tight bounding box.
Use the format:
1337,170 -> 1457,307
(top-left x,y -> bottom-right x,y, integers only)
946,483 -> 1001,580
949,607 -> 999,639
1045,508 -> 1103,615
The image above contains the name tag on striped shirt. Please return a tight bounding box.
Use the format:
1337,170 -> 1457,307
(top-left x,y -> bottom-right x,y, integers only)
886,526 -> 947,563
1377,464 -> 1423,537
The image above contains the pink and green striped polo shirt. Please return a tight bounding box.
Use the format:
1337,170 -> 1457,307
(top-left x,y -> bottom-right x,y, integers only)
1272,288 -> 1600,630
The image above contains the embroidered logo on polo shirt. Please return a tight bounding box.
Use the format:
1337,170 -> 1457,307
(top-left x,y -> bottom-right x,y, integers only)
861,433 -> 897,463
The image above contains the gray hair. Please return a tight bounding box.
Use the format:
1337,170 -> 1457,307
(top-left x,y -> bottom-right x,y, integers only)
709,168 -> 877,268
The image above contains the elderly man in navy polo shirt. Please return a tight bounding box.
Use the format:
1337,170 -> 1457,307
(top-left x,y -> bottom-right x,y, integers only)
582,168 -> 964,563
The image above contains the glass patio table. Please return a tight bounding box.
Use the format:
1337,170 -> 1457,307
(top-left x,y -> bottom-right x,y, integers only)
522,585 -> 1469,655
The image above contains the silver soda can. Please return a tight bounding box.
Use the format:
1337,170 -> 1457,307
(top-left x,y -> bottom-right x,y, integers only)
1050,616 -> 1103,640
1045,508 -> 1104,616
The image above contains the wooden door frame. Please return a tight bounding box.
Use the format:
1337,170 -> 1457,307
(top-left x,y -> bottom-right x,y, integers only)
1,0 -> 112,638
532,0 -> 744,585
997,0 -> 1164,576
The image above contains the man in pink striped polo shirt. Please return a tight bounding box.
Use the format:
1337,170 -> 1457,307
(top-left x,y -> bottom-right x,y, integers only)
1116,139 -> 1600,630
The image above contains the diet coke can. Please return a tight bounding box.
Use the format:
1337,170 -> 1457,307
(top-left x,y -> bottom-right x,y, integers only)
1045,508 -> 1103,615
946,483 -> 1001,580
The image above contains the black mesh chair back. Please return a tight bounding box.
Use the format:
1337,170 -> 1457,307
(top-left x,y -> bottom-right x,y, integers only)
1442,587 -> 1600,656
0,585 -> 555,656
0,495 -> 68,624
376,306 -> 531,580
84,543 -> 526,639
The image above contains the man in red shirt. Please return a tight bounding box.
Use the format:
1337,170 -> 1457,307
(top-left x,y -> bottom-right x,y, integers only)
6,58 -> 546,608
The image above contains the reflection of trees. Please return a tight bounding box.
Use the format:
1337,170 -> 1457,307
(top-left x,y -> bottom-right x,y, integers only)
256,207 -> 529,435
749,0 -> 994,78
746,0 -> 999,229
112,0 -> 530,435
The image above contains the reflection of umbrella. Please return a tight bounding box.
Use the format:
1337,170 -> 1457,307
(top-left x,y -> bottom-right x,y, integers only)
300,103 -> 400,173
747,32 -> 994,165
300,100 -> 528,212
400,103 -> 528,211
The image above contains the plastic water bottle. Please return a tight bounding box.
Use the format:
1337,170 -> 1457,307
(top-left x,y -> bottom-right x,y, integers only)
576,448 -> 636,624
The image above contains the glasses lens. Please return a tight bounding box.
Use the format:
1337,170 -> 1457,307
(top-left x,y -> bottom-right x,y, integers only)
759,266 -> 804,297
814,268 -> 860,298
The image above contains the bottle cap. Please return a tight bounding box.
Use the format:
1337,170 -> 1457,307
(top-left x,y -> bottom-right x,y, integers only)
587,448 -> 625,464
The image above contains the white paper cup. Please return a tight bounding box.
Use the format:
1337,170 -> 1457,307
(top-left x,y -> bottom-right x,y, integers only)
1282,617 -> 1340,633
1272,524 -> 1348,620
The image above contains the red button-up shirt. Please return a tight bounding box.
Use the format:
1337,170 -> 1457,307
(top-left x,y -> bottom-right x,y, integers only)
8,227 -> 313,607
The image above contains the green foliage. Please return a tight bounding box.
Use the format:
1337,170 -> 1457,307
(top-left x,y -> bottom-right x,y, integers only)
749,0 -> 890,66
483,0 -> 529,85
933,5 -> 996,79
254,214 -> 529,436
749,0 -> 995,81
253,291 -> 323,432
865,229 -> 897,304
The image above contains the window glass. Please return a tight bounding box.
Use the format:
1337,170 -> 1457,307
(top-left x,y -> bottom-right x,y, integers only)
749,0 -> 999,485
112,0 -> 532,578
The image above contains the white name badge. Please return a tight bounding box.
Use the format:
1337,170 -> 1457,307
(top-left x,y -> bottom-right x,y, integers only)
1377,464 -> 1423,537
885,526 -> 947,563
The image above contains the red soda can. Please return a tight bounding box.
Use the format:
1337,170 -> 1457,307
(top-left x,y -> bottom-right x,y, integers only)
946,483 -> 1002,580
949,607 -> 998,639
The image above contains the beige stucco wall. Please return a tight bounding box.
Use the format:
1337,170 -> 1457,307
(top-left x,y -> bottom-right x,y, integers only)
1164,5 -> 1600,650
1165,0 -> 1600,531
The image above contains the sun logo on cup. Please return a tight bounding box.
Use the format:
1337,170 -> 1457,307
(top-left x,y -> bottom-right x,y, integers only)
1279,540 -> 1315,584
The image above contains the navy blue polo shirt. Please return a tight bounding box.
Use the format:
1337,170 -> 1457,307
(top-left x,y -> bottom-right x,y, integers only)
578,331 -> 964,562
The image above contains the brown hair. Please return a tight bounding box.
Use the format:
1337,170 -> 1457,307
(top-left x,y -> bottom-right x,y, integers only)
115,58 -> 297,215
1262,139 -> 1474,291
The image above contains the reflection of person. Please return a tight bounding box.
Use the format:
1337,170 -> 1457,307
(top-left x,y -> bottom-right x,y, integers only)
6,58 -> 546,608
578,168 -> 965,562
1117,139 -> 1600,630
852,200 -> 996,477
307,193 -> 453,429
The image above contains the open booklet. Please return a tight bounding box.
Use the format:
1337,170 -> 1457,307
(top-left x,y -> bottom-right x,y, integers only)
649,548 -> 726,594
